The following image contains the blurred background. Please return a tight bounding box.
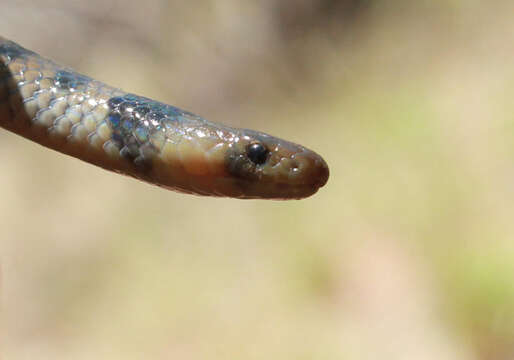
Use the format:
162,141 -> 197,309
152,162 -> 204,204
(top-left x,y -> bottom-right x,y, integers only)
1,0 -> 514,359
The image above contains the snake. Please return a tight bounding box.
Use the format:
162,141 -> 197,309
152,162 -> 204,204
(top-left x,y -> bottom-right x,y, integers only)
0,37 -> 329,199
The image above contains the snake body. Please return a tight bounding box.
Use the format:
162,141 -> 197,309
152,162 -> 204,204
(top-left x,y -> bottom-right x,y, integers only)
0,37 -> 328,199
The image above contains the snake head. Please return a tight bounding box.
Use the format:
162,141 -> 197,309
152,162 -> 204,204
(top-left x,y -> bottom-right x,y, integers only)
151,122 -> 329,199
132,106 -> 329,199
221,129 -> 329,199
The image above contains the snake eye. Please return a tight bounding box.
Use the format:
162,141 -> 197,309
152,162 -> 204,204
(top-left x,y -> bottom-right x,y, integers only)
246,143 -> 269,165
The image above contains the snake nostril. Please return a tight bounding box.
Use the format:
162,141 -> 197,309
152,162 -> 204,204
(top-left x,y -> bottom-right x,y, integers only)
290,160 -> 300,174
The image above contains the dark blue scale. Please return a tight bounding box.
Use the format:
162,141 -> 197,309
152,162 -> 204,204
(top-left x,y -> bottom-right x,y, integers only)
108,113 -> 121,128
55,71 -> 91,91
107,96 -> 124,109
106,94 -> 186,144
119,100 -> 137,114
133,105 -> 150,120
121,117 -> 135,133
0,40 -> 37,61
105,93 -> 189,169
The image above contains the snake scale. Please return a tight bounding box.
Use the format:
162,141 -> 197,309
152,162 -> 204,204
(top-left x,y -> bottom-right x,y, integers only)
0,37 -> 329,199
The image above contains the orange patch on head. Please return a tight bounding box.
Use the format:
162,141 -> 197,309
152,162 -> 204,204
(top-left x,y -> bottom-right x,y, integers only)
177,140 -> 210,176
183,157 -> 210,176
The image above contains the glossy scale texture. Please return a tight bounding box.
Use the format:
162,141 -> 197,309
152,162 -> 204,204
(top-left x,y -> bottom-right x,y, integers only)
0,37 -> 329,199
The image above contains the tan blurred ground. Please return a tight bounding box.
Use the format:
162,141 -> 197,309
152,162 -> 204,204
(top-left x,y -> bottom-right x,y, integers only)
1,1 -> 514,359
